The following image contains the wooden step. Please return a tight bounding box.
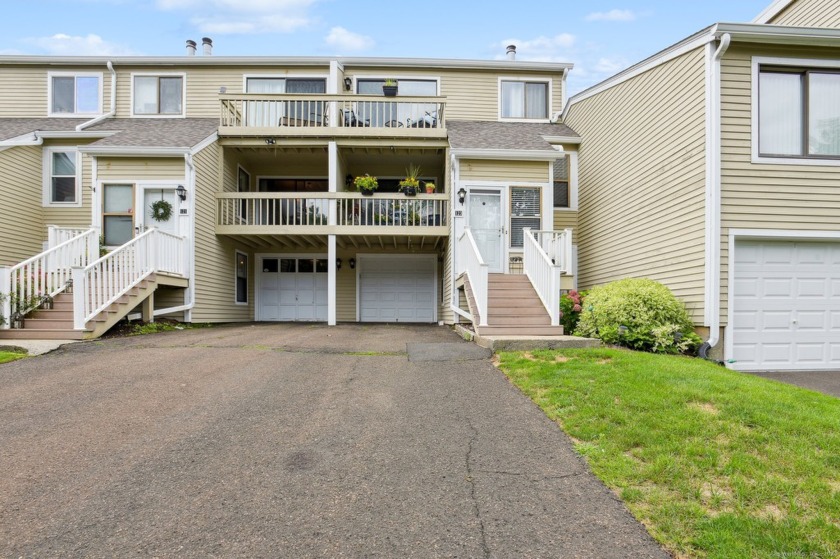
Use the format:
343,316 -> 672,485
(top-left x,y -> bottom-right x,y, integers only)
0,328 -> 87,340
28,309 -> 74,320
17,318 -> 75,330
487,306 -> 549,317
478,325 -> 565,336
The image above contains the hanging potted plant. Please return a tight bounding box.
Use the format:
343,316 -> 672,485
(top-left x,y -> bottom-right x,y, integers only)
382,78 -> 398,97
399,164 -> 421,197
150,199 -> 173,222
354,174 -> 379,196
424,181 -> 436,194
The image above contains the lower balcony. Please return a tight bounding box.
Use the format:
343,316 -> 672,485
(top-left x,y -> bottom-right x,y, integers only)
216,192 -> 449,248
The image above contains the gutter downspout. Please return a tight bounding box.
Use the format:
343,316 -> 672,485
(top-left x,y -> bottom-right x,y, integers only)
699,32 -> 731,362
76,61 -> 116,131
183,152 -> 196,320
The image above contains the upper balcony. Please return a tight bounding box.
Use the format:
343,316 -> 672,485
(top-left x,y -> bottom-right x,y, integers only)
219,94 -> 447,139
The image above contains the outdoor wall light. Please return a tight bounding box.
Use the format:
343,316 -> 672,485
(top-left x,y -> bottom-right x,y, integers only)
265,138 -> 276,145
343,77 -> 352,91
176,184 -> 187,201
345,174 -> 353,188
336,258 -> 342,271
349,258 -> 356,269
457,187 -> 467,205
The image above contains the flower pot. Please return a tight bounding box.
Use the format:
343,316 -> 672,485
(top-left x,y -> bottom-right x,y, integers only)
425,187 -> 435,194
383,85 -> 398,97
361,189 -> 374,197
403,186 -> 417,197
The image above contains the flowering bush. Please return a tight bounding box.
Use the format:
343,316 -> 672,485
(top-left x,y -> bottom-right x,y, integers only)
575,278 -> 702,355
559,290 -> 585,334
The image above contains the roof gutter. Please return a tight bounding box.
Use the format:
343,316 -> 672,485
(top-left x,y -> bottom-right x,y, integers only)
450,148 -> 564,161
700,32 -> 731,362
0,132 -> 43,149
78,146 -> 190,157
77,61 -> 116,131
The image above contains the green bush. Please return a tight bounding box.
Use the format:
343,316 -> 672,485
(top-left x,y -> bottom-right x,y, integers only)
575,278 -> 702,354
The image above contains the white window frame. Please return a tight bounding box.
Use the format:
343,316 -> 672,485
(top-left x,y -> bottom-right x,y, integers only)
498,77 -> 552,122
552,151 -> 578,211
42,147 -> 82,207
242,73 -> 331,92
235,250 -> 249,305
47,72 -> 103,117
352,75 -> 441,96
751,56 -> 840,167
130,72 -> 187,118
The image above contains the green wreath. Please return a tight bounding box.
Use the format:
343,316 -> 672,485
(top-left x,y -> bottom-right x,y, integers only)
150,199 -> 173,222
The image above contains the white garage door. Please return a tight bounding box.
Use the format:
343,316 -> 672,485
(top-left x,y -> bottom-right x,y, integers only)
732,240 -> 840,371
259,257 -> 328,321
359,256 -> 436,323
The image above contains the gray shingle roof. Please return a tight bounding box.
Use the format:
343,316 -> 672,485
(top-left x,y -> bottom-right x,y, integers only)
86,118 -> 218,148
447,120 -> 579,151
0,118 -> 88,141
0,117 -> 218,148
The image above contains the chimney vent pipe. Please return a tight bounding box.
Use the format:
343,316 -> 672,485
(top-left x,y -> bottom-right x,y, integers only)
186,39 -> 197,56
506,44 -> 516,61
202,37 -> 213,56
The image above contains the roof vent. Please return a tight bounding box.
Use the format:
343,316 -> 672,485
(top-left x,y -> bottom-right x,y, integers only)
202,37 -> 213,56
506,44 -> 516,61
186,39 -> 197,56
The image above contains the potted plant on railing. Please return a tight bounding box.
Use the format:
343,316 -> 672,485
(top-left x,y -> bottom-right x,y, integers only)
382,79 -> 398,97
354,174 -> 379,196
399,164 -> 421,197
424,181 -> 436,194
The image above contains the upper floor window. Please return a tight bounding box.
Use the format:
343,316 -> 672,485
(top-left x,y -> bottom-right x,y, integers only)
49,73 -> 101,116
553,156 -> 570,209
500,79 -> 548,120
356,79 -> 437,96
43,148 -> 80,207
133,74 -> 184,116
758,66 -> 840,158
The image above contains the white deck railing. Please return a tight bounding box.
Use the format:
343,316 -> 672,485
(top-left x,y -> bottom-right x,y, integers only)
217,192 -> 447,230
72,228 -> 187,330
220,94 -> 446,131
0,228 -> 98,327
47,225 -> 93,249
522,229 -> 573,326
457,228 -> 489,327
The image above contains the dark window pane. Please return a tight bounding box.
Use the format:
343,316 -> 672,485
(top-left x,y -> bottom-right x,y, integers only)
510,218 -> 541,248
262,258 -> 278,273
298,259 -> 315,273
52,77 -> 75,113
236,277 -> 247,303
103,216 -> 133,245
553,181 -> 569,208
315,259 -> 328,273
52,177 -> 76,202
280,259 -> 296,273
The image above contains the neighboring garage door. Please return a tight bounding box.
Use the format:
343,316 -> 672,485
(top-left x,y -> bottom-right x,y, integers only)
359,256 -> 436,323
258,257 -> 328,321
732,240 -> 840,371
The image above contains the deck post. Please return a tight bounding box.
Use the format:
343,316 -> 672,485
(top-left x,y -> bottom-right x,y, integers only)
0,266 -> 10,330
328,234 -> 337,326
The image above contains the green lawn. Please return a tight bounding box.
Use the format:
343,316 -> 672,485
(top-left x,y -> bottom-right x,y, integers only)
0,350 -> 26,364
498,348 -> 840,559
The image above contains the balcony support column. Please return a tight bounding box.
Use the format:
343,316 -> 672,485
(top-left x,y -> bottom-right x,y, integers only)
328,141 -> 338,226
328,234 -> 337,326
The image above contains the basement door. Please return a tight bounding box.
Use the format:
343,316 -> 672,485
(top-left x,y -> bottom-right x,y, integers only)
358,255 -> 436,323
258,257 -> 328,321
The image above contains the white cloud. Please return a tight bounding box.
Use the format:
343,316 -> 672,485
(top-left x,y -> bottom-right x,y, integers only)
157,0 -> 318,34
25,33 -> 138,56
495,34 -> 576,62
594,57 -> 625,74
324,27 -> 374,52
585,9 -> 636,22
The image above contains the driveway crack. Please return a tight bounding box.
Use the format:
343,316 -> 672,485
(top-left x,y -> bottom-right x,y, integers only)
474,469 -> 587,481
464,418 -> 490,559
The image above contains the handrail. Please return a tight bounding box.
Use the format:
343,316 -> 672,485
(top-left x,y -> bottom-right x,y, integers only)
72,228 -> 187,330
523,229 -> 561,326
0,228 -> 97,327
457,227 -> 489,327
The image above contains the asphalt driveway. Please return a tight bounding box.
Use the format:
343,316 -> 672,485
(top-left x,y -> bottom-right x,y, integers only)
0,324 -> 667,558
748,370 -> 840,398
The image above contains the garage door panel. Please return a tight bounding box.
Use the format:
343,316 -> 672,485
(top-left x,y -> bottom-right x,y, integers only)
733,240 -> 840,371
359,257 -> 436,323
260,257 -> 328,322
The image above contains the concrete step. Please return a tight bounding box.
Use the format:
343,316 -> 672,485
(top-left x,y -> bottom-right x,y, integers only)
478,325 -> 565,336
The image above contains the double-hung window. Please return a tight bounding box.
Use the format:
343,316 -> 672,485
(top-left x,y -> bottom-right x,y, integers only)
49,73 -> 101,116
500,79 -> 549,120
44,148 -> 80,206
758,65 -> 840,159
510,187 -> 542,248
133,75 -> 185,116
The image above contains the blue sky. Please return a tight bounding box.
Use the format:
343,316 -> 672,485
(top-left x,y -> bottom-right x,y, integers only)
4,0 -> 773,93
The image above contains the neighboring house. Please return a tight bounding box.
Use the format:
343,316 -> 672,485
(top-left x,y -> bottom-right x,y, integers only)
563,0 -> 840,371
0,43 -> 577,341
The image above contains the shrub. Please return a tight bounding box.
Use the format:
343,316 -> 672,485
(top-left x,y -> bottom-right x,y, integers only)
559,289 -> 585,333
574,278 -> 702,355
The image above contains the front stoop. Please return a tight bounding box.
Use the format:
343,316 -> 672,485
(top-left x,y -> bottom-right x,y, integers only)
455,323 -> 601,351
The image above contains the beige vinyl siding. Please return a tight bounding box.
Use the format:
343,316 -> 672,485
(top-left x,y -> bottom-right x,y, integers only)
564,47 -> 708,322
553,210 -> 578,232
460,159 -> 549,182
719,44 -> 840,325
154,287 -> 187,321
97,157 -> 185,181
191,140 -> 253,322
0,66 -> 114,118
0,146 -> 45,264
768,0 -> 840,27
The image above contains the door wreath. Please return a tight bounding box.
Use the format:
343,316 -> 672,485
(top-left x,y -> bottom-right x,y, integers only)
150,199 -> 173,222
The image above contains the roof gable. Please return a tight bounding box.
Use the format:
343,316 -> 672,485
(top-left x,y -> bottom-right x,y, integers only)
753,0 -> 797,24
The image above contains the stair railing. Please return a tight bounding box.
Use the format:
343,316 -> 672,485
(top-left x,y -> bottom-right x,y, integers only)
0,228 -> 98,328
457,227 -> 489,327
523,229 -> 572,327
72,228 -> 187,330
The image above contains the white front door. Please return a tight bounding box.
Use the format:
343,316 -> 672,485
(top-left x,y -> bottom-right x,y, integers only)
732,240 -> 840,371
259,257 -> 328,321
141,188 -> 180,235
468,191 -> 504,272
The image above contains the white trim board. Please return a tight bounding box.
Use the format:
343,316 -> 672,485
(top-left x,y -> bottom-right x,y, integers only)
752,0 -> 795,23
